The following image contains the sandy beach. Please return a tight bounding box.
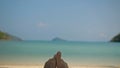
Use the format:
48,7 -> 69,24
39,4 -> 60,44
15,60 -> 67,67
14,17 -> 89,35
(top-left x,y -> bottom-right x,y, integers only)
0,42 -> 120,68
0,64 -> 119,68
0,64 -> 43,68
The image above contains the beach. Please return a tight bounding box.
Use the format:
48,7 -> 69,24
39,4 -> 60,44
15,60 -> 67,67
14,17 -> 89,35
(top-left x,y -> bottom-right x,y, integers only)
0,64 -> 42,68
1,0 -> 120,67
0,64 -> 120,68
0,41 -> 120,68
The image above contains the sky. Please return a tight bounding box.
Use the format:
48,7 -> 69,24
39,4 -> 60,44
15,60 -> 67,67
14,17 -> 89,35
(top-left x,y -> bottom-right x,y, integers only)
0,0 -> 120,41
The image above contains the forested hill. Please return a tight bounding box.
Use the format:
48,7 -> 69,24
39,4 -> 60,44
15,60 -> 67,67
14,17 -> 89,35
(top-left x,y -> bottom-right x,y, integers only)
0,31 -> 22,41
111,33 -> 120,42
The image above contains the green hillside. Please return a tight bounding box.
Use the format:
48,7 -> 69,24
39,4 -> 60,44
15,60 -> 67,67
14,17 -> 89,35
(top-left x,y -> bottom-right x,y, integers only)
0,31 -> 22,41
111,33 -> 120,42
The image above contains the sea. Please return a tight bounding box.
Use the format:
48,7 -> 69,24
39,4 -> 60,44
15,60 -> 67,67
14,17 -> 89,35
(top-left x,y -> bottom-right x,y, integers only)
0,41 -> 120,68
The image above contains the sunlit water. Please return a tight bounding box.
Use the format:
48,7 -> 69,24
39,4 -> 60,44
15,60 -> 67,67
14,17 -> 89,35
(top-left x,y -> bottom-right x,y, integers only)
0,41 -> 120,68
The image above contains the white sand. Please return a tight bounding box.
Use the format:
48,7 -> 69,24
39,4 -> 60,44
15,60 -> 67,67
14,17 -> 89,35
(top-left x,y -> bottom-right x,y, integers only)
0,65 -> 43,68
0,65 -> 119,68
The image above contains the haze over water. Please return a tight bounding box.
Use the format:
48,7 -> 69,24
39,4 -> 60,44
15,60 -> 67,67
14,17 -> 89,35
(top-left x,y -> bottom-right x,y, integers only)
0,0 -> 120,41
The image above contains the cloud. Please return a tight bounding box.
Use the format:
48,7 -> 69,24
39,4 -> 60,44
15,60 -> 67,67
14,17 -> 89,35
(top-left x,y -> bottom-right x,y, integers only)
99,32 -> 107,38
37,22 -> 48,28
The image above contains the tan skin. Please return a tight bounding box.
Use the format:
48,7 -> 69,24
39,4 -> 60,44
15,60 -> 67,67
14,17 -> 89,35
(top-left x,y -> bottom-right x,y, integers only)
44,51 -> 68,68
54,51 -> 66,68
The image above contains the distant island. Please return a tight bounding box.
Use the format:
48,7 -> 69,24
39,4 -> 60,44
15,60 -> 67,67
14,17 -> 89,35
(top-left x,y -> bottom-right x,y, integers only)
52,37 -> 67,42
0,31 -> 22,41
110,33 -> 120,42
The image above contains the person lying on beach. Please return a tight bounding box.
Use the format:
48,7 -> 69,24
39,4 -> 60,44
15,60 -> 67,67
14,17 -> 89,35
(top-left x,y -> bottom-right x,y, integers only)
44,51 -> 68,68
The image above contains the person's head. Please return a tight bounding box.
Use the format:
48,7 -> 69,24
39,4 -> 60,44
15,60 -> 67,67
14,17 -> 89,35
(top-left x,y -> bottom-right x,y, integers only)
56,51 -> 62,59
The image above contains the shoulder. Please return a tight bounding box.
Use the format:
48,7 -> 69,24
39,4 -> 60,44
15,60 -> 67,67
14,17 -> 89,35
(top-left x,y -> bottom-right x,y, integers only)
45,58 -> 56,64
44,58 -> 56,68
61,59 -> 67,63
61,59 -> 69,68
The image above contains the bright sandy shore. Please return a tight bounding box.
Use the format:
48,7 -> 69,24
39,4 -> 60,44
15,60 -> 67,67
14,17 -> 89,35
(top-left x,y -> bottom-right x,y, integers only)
0,64 -> 119,68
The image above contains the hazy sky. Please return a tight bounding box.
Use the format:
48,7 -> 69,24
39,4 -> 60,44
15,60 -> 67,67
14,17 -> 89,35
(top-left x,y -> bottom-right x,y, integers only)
0,0 -> 120,41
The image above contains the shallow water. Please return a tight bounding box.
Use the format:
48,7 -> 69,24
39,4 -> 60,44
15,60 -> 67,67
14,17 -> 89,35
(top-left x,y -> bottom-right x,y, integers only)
0,41 -> 120,67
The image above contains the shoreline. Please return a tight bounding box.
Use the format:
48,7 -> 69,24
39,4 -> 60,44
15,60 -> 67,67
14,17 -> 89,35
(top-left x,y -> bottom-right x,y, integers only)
0,64 -> 119,68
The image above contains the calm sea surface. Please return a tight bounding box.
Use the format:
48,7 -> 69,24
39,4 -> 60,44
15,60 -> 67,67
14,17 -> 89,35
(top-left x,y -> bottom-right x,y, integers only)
0,41 -> 120,66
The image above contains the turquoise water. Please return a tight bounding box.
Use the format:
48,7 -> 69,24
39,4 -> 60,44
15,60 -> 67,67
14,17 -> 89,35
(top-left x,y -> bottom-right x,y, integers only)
0,41 -> 120,66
